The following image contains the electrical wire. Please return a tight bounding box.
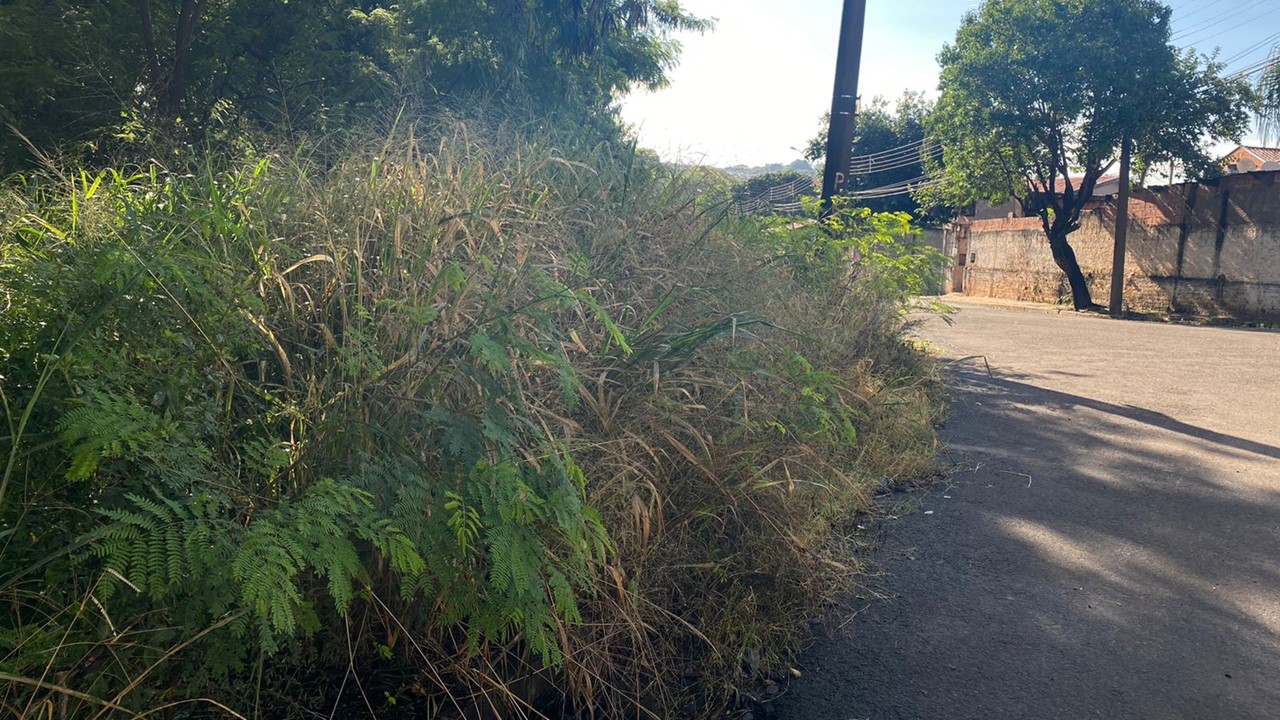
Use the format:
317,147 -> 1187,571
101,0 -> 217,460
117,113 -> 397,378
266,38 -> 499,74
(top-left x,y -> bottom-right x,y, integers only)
1224,53 -> 1280,82
848,180 -> 943,200
1172,0 -> 1269,42
845,175 -> 942,199
1218,30 -> 1280,68
850,145 -> 943,175
1168,0 -> 1232,25
728,168 -> 943,214
848,146 -> 937,170
848,137 -> 926,162
1179,8 -> 1279,49
729,175 -> 816,215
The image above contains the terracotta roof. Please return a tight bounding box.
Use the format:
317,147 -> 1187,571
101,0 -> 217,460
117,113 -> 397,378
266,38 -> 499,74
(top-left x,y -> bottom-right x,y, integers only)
1031,175 -> 1119,195
1235,146 -> 1280,164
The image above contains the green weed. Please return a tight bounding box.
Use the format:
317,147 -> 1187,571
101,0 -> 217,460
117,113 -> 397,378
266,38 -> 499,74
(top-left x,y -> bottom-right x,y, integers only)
0,112 -> 943,718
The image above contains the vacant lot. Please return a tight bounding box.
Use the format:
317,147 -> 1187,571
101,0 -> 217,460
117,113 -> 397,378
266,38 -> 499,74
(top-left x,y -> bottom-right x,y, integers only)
778,300 -> 1280,720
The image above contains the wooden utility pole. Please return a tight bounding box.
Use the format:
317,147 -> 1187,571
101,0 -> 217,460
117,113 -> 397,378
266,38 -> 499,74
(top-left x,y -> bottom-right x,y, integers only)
1109,135 -> 1132,318
820,0 -> 868,218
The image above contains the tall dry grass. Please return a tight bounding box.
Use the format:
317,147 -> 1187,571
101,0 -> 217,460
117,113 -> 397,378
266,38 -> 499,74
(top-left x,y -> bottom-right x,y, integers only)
0,112 -> 941,718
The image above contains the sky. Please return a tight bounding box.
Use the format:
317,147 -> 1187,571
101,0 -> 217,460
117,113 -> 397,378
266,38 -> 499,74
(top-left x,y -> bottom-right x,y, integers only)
618,0 -> 1280,167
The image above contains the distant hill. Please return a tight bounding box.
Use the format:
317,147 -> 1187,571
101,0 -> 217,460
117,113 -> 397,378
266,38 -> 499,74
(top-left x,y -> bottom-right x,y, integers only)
718,159 -> 816,179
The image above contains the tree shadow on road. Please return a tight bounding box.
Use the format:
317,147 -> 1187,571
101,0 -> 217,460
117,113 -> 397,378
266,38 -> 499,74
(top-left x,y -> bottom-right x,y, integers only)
960,366 -> 1280,461
775,363 -> 1280,720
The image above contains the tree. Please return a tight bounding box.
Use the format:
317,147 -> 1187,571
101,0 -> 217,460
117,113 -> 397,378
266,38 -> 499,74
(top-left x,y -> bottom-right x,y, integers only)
1257,45 -> 1280,145
925,0 -> 1253,310
805,91 -> 947,223
0,0 -> 706,169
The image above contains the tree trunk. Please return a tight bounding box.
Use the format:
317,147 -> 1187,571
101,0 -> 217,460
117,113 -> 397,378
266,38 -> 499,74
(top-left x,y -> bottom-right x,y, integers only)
138,0 -> 161,90
1047,230 -> 1095,310
164,0 -> 206,116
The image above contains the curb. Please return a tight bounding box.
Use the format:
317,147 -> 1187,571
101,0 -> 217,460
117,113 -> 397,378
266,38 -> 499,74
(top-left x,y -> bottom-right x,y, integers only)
920,294 -> 1083,317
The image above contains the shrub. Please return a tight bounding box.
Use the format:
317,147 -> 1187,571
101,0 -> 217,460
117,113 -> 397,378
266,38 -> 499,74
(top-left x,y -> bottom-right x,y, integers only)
0,113 -> 941,718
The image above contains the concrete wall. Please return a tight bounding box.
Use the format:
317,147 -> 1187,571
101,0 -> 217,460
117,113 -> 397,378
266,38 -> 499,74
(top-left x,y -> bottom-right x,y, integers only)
955,171 -> 1280,319
920,228 -> 945,253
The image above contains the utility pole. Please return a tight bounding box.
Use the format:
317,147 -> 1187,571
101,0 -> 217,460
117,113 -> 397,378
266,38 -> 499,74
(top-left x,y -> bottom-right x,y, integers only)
820,0 -> 868,218
1109,135 -> 1132,318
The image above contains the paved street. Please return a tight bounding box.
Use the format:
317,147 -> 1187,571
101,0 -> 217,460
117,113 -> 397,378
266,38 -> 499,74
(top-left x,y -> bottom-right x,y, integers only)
776,299 -> 1280,720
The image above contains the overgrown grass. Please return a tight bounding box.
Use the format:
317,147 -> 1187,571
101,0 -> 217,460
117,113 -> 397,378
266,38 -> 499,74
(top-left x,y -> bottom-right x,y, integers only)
0,113 -> 943,718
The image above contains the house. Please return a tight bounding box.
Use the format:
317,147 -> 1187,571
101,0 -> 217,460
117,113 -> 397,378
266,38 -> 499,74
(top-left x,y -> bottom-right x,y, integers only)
1223,145 -> 1280,174
966,175 -> 1120,221
1037,175 -> 1122,196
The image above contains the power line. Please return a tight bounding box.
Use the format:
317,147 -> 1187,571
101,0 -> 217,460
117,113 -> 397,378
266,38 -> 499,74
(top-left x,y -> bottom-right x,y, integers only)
848,174 -> 928,193
1168,0 -> 1232,25
1171,0 -> 1269,42
848,144 -> 936,169
1178,6 -> 1278,49
1224,53 -> 1280,82
848,137 -> 926,162
850,144 -> 943,175
1218,30 -> 1280,67
848,181 -> 942,200
730,174 -> 817,215
845,174 -> 942,199
727,166 -> 941,214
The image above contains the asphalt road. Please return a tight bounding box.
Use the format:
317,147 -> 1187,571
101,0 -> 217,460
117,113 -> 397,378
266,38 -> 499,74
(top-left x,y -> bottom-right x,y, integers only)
773,299 -> 1280,720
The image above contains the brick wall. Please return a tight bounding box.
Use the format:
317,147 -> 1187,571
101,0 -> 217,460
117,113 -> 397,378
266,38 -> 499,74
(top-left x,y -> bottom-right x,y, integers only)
957,171 -> 1280,319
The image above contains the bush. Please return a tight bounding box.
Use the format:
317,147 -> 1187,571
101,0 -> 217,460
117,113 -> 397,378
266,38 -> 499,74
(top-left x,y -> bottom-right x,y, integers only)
0,113 -> 941,718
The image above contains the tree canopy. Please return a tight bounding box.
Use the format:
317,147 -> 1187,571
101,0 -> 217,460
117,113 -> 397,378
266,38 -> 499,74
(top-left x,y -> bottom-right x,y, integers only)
1258,45 -> 1280,145
926,0 -> 1253,309
0,0 -> 706,169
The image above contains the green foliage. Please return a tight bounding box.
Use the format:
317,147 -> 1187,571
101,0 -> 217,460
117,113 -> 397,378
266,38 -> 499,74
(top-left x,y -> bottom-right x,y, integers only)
755,198 -> 946,301
0,113 -> 941,718
58,390 -> 200,483
0,0 -> 708,171
1258,45 -> 1280,145
805,91 -> 947,223
1,128 -> 604,709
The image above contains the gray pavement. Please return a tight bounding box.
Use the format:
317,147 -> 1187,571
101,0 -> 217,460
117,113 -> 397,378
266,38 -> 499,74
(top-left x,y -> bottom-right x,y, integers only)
774,299 -> 1280,720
